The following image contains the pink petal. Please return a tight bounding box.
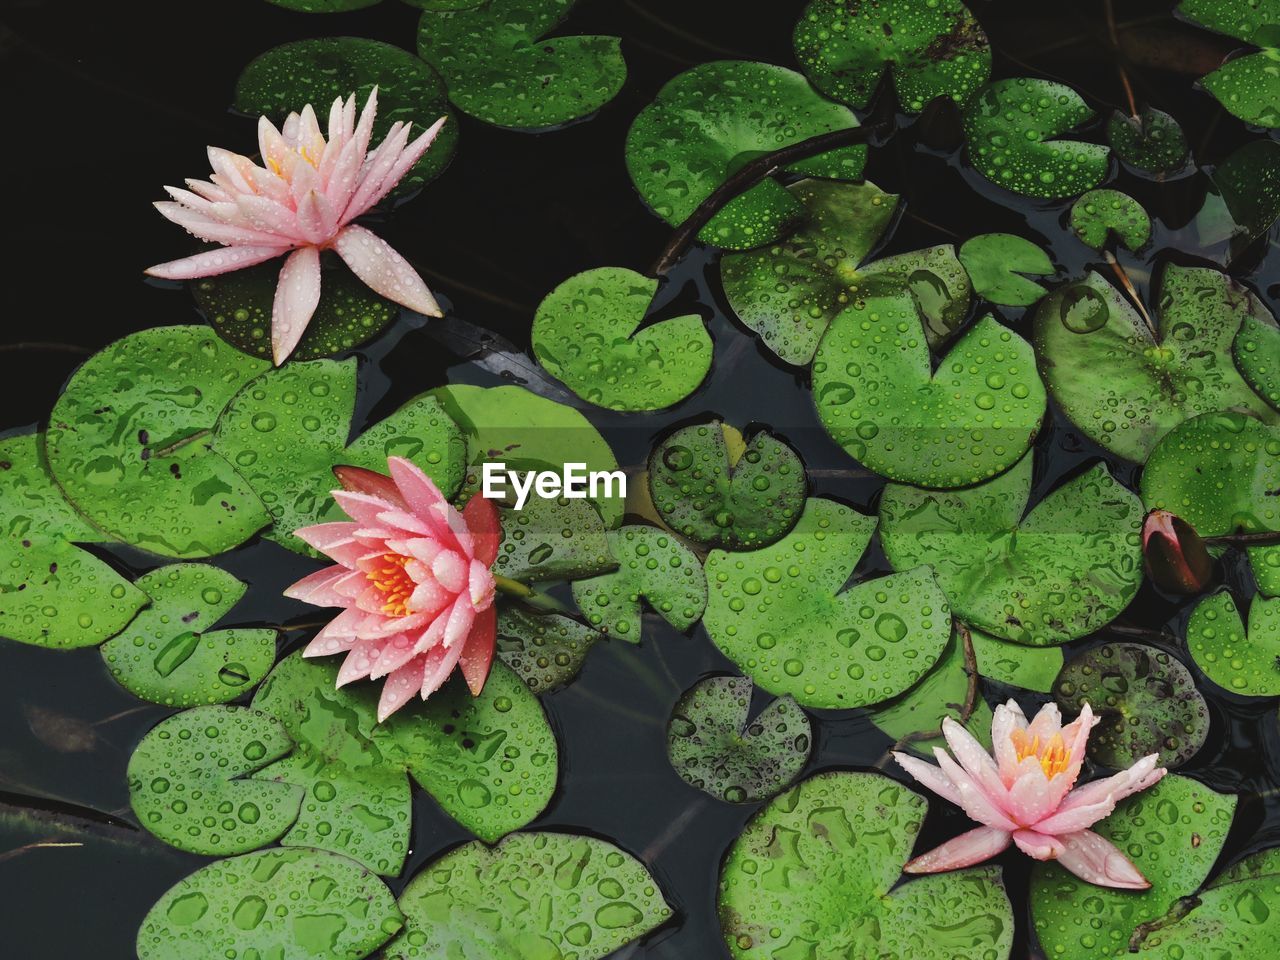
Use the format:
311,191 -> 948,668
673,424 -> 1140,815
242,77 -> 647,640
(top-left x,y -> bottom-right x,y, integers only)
431,550 -> 467,594
343,122 -> 410,222
154,202 -> 288,247
458,605 -> 496,696
378,657 -> 425,722
303,606 -> 367,657
283,565 -> 349,607
1034,795 -> 1118,836
1027,702 -> 1063,743
386,458 -> 457,541
420,639 -> 465,699
296,190 -> 338,245
1056,829 -> 1151,890
1058,756 -> 1166,815
272,246 -> 323,365
146,244 -> 287,281
933,748 -> 1019,831
185,178 -> 232,203
236,195 -> 305,243
904,826 -> 1011,874
442,598 -> 475,649
334,224 -> 442,317
369,633 -> 419,680
337,636 -> 385,686
1012,829 -> 1066,860
207,146 -> 256,195
1006,767 -> 1057,827
893,752 -> 963,807
352,87 -> 379,162
462,495 -> 501,566
469,558 -> 495,610
332,465 -> 410,511
332,489 -> 401,527
993,699 -> 1029,786
942,716 -> 1007,802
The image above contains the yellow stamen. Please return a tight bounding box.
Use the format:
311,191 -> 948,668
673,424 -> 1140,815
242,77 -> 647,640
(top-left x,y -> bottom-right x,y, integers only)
368,553 -> 414,617
266,157 -> 282,177
1010,729 -> 1072,780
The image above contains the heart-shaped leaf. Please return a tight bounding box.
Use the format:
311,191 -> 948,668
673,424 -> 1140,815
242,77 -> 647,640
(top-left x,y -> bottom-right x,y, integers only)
128,705 -> 302,856
571,526 -> 708,641
1187,590 -> 1280,695
212,358 -> 466,554
721,179 -> 972,363
648,421 -> 806,549
1054,642 -> 1210,768
1032,265 -> 1279,462
1179,0 -> 1280,128
667,675 -> 811,803
958,233 -> 1055,307
626,60 -> 866,250
0,433 -> 146,648
138,848 -> 402,960
963,78 -> 1110,199
416,0 -> 626,129
531,267 -> 712,411
46,327 -> 272,558
719,771 -> 1014,960
813,300 -> 1046,488
793,0 -> 991,112
1235,312 -> 1280,410
101,564 -> 276,706
388,832 -> 671,959
1106,107 -> 1190,176
493,495 -> 614,583
704,497 -> 951,709
495,603 -> 602,692
1070,189 -> 1152,251
1031,774 -> 1237,959
880,455 -> 1144,646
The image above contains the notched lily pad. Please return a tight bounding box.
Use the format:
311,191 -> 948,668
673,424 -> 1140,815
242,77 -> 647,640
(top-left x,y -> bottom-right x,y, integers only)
571,526 -> 708,640
101,564 -> 276,706
626,60 -> 866,250
1055,642 -> 1210,768
493,495 -> 614,583
495,603 -> 602,692
1235,312 -> 1280,410
667,675 -> 811,803
958,233 -> 1055,307
531,267 -> 712,411
1187,590 -> 1280,696
648,421 -> 806,550
1106,107 -> 1190,176
1070,189 -> 1152,251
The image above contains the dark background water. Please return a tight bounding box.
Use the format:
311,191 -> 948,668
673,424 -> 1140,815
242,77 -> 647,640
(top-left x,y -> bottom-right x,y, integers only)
1,0 -> 1279,956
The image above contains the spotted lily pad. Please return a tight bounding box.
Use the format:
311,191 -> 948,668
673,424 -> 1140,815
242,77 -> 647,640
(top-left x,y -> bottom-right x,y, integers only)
704,498 -> 951,709
963,78 -> 1110,199
234,37 -> 456,192
1187,591 -> 1280,696
388,833 -> 671,960
0,433 -> 145,648
531,267 -> 712,411
1054,642 -> 1210,768
128,705 -> 302,856
137,848 -> 402,960
1032,265 -> 1280,462
416,0 -> 626,129
957,233 -> 1055,307
1107,107 -> 1191,176
46,327 -> 272,558
648,422 -> 806,549
1070,189 -> 1152,251
719,771 -> 1014,960
212,358 -> 466,554
571,526 -> 707,641
1235,312 -> 1280,409
971,627 -> 1063,691
1031,774 -> 1237,959
793,0 -> 991,112
813,301 -> 1046,488
495,603 -> 602,692
667,675 -> 811,803
101,565 -> 276,706
880,455 -> 1144,646
492,496 -> 614,583
721,179 -> 972,363
626,60 -> 866,250
1179,0 -> 1280,128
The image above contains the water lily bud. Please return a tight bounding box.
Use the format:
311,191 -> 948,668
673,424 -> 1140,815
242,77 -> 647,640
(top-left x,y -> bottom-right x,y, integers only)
333,463 -> 405,506
1142,510 -> 1212,594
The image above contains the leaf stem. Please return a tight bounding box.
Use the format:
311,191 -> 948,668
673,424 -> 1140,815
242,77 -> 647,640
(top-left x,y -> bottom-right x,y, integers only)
1204,530 -> 1280,548
1129,894 -> 1201,951
1105,251 -> 1157,338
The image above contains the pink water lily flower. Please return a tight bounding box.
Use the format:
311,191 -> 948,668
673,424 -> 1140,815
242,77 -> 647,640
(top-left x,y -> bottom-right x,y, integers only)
894,700 -> 1166,889
146,88 -> 444,365
285,457 -> 500,722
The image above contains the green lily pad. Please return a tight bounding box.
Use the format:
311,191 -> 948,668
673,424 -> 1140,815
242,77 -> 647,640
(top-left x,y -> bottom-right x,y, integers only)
495,603 -> 602,692
138,848 -> 402,960
531,267 -> 712,411
648,421 -> 806,550
667,675 -> 811,803
958,233 -> 1055,307
813,302 -> 1046,488
626,60 -> 866,250
128,705 -> 302,856
388,833 -> 671,960
492,495 -> 614,583
1031,774 -> 1237,960
1070,189 -> 1152,251
234,37 -> 456,193
1187,590 -> 1280,696
963,77 -> 1110,199
721,179 -> 972,363
971,626 -> 1063,691
571,526 -> 707,641
213,358 -> 466,554
0,433 -> 146,649
1032,265 -> 1280,462
793,0 -> 991,112
1195,139 -> 1280,258
45,327 -> 272,558
416,0 -> 626,129
1179,0 -> 1280,128
1235,312 -> 1280,409
101,565 -> 276,706
1054,642 -> 1210,768
430,384 -> 624,527
880,455 -> 1144,646
704,497 -> 951,709
719,771 -> 1014,960
1106,107 -> 1190,176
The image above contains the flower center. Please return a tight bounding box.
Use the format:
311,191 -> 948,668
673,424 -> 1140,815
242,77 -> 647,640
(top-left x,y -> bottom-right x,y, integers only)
368,553 -> 414,618
1010,730 -> 1072,780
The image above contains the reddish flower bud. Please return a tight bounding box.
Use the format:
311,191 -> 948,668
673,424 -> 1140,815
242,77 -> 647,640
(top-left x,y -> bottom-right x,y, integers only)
332,463 -> 407,510
1142,510 -> 1212,595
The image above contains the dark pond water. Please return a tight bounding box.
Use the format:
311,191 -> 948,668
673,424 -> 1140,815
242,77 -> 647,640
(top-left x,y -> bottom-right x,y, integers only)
1,0 -> 1279,956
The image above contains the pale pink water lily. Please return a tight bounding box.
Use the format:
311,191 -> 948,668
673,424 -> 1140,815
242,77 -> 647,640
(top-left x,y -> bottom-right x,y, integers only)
285,457 -> 500,722
894,700 -> 1166,889
146,88 -> 444,364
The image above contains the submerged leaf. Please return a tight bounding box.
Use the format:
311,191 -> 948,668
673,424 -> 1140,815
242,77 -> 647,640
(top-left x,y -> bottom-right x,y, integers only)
1195,139 -> 1280,259
495,603 -> 602,692
1069,189 -> 1152,251
1187,591 -> 1280,695
1106,107 -> 1191,176
958,233 -> 1055,306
